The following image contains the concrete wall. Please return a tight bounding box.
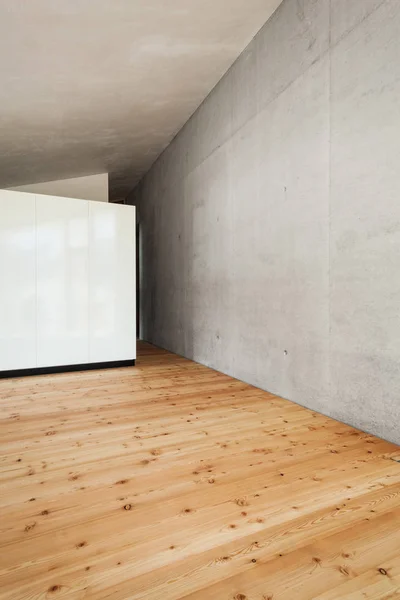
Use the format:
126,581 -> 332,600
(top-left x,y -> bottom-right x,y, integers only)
9,173 -> 109,203
128,0 -> 400,445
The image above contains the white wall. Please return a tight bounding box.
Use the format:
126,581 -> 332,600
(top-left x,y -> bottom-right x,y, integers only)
9,173 -> 109,203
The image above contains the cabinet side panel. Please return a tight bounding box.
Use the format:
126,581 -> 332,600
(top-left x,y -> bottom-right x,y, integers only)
36,195 -> 89,367
89,203 -> 136,362
0,190 -> 36,370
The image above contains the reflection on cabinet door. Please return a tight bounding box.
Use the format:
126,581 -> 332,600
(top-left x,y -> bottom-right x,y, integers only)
0,190 -> 36,370
36,195 -> 89,367
89,202 -> 136,363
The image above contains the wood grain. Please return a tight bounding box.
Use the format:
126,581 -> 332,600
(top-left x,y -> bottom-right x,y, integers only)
0,341 -> 399,600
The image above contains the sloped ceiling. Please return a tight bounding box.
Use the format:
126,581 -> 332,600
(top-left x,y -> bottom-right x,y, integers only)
0,0 -> 282,200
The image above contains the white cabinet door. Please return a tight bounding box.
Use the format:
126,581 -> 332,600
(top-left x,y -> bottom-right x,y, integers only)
0,190 -> 36,370
89,202 -> 136,363
36,195 -> 89,367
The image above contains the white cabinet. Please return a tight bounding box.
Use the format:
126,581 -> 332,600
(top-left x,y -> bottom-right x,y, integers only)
36,195 -> 89,367
89,202 -> 136,362
0,190 -> 36,370
0,190 -> 136,374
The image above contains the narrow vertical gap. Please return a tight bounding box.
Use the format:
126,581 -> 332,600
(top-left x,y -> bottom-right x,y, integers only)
87,201 -> 91,364
136,214 -> 140,343
34,195 -> 38,368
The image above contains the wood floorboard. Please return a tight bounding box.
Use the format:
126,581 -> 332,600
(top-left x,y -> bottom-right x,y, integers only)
0,341 -> 399,600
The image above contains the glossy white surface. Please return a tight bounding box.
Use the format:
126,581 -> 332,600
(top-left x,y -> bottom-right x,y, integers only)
0,190 -> 135,371
89,202 -> 136,362
0,190 -> 36,370
36,195 -> 90,367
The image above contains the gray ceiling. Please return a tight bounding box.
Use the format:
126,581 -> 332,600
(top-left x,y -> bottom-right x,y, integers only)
0,0 -> 282,201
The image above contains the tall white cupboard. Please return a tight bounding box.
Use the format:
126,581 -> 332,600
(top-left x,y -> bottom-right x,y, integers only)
0,190 -> 136,375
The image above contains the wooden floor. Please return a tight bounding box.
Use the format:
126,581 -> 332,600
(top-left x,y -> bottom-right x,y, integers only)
1,343 -> 400,600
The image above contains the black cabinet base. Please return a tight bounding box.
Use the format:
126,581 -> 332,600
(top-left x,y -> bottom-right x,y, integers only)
0,359 -> 136,379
